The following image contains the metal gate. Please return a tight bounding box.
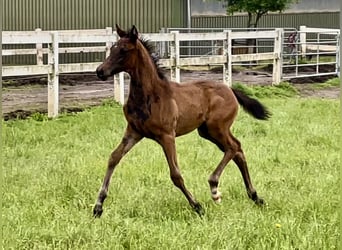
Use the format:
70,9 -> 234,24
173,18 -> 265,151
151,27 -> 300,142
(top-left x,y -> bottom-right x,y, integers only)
281,26 -> 340,80
160,26 -> 340,82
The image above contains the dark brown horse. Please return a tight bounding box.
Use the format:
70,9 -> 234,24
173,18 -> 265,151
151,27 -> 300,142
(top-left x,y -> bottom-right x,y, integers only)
94,25 -> 270,217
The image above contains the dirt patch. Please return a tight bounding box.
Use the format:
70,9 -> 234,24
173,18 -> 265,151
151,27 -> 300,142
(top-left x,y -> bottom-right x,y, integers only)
2,79 -> 114,120
2,69 -> 339,120
257,64 -> 337,83
293,83 -> 340,99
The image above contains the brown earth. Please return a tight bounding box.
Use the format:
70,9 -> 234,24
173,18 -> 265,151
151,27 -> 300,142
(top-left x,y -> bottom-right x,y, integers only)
2,67 -> 340,120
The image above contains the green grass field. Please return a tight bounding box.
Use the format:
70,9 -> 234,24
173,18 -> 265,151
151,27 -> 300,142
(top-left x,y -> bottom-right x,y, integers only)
2,84 -> 339,249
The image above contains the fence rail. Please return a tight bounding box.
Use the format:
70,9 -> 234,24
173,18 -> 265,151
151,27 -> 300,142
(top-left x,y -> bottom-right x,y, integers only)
2,26 -> 339,118
282,26 -> 339,80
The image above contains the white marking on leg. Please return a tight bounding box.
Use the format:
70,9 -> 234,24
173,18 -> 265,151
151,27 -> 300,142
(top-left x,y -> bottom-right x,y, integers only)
211,188 -> 222,203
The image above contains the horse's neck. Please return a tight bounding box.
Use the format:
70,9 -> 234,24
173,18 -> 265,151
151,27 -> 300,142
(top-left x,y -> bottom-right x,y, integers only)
127,78 -> 148,107
129,64 -> 169,97
128,49 -> 171,101
130,66 -> 157,91
128,75 -> 162,97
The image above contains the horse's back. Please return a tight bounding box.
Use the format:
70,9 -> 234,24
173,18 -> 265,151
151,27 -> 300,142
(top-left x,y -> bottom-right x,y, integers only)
171,80 -> 238,110
170,80 -> 239,136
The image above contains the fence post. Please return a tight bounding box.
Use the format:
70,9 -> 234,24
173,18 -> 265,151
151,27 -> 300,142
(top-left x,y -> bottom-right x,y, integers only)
120,73 -> 126,104
48,31 -> 59,118
114,76 -> 121,104
223,30 -> 232,86
159,28 -> 167,58
336,33 -> 340,77
299,26 -> 307,58
35,28 -> 43,65
170,31 -> 180,82
107,27 -> 125,105
273,28 -> 283,85
114,76 -> 125,104
105,27 -> 113,58
113,31 -> 119,103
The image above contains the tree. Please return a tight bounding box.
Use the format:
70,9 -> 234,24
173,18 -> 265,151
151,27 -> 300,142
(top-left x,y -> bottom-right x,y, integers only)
222,0 -> 297,28
220,0 -> 298,57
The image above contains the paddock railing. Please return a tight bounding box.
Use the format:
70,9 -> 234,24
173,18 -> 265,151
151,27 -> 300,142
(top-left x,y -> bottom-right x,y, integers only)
2,27 -> 340,118
3,28 -> 116,118
282,26 -> 340,80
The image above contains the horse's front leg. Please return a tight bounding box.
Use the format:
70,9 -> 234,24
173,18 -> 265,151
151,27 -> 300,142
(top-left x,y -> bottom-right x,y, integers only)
157,134 -> 204,216
93,126 -> 142,218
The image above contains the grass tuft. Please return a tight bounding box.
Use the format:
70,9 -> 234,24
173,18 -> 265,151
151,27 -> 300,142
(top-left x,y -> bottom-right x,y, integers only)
313,77 -> 340,89
233,82 -> 298,98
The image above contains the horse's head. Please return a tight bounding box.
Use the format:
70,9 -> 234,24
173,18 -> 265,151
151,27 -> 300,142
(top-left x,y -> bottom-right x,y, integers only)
96,24 -> 139,80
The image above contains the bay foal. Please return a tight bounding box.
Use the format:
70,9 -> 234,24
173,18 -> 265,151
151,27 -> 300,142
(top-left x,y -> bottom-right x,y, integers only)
94,25 -> 270,217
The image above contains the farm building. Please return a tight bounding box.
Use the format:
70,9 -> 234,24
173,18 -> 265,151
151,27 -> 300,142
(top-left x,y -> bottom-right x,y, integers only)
2,0 -> 339,32
2,0 -> 187,32
191,0 -> 339,30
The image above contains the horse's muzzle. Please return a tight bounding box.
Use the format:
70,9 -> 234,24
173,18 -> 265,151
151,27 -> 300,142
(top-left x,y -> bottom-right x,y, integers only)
96,68 -> 108,81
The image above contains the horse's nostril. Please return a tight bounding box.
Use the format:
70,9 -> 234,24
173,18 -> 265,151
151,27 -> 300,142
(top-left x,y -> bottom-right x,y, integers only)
96,68 -> 108,81
96,69 -> 104,79
96,69 -> 104,77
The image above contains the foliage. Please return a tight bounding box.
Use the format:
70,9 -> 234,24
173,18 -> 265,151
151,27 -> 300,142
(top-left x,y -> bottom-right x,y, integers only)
313,77 -> 340,89
30,112 -> 49,122
222,0 -> 297,28
2,88 -> 339,249
233,82 -> 298,98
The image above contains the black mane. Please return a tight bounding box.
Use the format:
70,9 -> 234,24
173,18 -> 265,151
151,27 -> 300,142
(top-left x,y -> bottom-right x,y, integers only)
139,38 -> 167,81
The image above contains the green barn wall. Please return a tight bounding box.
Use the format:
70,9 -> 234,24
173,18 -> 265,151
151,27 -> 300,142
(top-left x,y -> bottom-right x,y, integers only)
2,0 -> 187,65
191,12 -> 339,30
2,0 -> 187,32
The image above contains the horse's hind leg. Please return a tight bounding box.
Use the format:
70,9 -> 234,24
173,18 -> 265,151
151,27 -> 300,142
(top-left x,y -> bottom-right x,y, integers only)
208,150 -> 236,203
198,124 -> 236,203
93,126 -> 142,218
199,124 -> 263,205
233,146 -> 264,205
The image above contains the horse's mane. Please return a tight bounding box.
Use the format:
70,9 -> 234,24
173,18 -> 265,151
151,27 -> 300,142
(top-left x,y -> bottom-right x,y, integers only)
139,37 -> 167,81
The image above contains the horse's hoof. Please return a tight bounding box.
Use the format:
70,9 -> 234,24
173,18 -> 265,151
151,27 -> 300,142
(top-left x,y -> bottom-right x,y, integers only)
249,191 -> 265,206
93,204 -> 103,218
193,203 -> 205,217
212,191 -> 222,203
214,198 -> 221,203
254,197 -> 265,206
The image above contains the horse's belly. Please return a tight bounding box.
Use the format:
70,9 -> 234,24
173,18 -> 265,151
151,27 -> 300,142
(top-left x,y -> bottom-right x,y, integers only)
175,112 -> 205,136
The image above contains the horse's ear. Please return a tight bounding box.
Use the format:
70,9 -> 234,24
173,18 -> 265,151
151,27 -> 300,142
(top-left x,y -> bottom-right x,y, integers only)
129,25 -> 139,43
116,24 -> 127,38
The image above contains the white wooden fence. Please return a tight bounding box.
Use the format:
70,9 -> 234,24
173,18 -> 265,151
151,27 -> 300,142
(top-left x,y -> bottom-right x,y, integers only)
3,28 -> 116,117
299,26 -> 340,54
3,27 -> 337,118
2,28 -> 282,117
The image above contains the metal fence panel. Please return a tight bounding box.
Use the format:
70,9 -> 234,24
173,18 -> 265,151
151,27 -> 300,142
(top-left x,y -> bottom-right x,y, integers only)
282,27 -> 340,80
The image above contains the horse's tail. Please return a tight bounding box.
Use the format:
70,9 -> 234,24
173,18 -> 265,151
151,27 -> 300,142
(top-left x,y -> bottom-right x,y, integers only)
232,88 -> 271,120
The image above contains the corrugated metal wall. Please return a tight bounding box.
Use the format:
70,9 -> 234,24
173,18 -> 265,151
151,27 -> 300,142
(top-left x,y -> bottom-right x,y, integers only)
192,12 -> 340,29
189,12 -> 339,56
2,0 -> 186,32
2,0 -> 187,65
